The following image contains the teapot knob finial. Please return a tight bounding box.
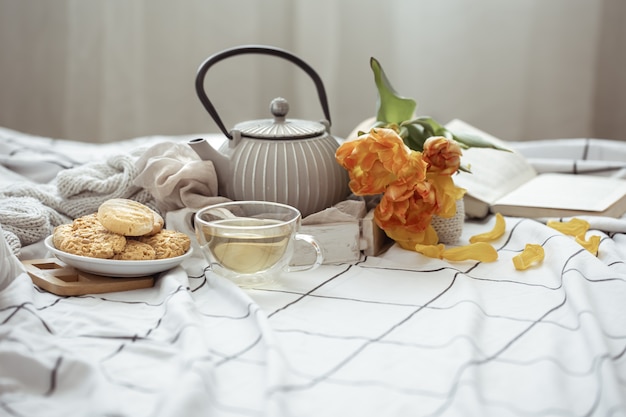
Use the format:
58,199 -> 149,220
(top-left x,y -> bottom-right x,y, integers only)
270,97 -> 289,121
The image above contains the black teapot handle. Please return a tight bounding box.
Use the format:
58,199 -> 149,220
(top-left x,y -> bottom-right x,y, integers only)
195,45 -> 331,140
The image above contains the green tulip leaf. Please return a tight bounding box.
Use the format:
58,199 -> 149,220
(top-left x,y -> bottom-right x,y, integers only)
449,130 -> 511,152
458,164 -> 472,173
371,57 -> 416,124
403,123 -> 427,151
403,116 -> 445,139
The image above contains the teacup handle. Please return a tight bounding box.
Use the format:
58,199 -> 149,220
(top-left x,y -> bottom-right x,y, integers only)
286,233 -> 324,273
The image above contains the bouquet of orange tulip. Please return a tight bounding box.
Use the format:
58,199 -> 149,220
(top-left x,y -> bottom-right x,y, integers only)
336,127 -> 465,249
336,58 -> 505,251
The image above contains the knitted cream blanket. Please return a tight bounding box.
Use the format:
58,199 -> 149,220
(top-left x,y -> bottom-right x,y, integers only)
0,142 -> 221,256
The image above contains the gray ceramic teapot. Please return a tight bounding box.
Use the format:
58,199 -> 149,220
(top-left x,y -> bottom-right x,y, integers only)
189,45 -> 349,217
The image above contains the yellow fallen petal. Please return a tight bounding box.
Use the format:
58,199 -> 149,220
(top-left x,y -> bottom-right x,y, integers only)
414,243 -> 446,259
442,242 -> 498,262
575,234 -> 600,256
386,225 -> 439,251
513,244 -> 545,270
547,218 -> 590,237
469,213 -> 506,243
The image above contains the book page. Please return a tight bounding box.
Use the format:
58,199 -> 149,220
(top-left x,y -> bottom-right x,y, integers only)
493,173 -> 626,212
445,119 -> 537,205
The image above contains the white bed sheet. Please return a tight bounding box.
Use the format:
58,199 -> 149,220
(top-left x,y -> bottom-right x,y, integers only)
1,127 -> 625,417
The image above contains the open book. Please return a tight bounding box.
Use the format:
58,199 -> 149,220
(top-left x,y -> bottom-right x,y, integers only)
446,119 -> 626,219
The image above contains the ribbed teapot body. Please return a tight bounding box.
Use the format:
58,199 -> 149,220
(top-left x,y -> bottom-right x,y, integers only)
220,136 -> 349,217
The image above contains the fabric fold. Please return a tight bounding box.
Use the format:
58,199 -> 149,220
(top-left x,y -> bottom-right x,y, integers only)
133,142 -> 229,212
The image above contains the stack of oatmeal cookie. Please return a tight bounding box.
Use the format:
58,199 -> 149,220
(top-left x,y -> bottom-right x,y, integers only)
53,198 -> 190,260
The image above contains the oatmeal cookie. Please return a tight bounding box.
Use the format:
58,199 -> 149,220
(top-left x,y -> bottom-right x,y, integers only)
52,223 -> 74,249
147,210 -> 164,236
52,216 -> 126,258
112,240 -> 156,260
138,229 -> 191,259
97,198 -> 157,236
71,213 -> 101,230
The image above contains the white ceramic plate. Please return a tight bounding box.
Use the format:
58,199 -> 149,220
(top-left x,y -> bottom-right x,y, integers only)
44,235 -> 193,278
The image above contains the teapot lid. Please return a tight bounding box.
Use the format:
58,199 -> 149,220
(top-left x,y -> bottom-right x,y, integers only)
234,97 -> 327,139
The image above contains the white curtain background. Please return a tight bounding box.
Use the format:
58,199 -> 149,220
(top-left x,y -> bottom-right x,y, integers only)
0,0 -> 624,143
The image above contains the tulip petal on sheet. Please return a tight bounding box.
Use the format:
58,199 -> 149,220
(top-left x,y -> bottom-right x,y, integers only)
513,244 -> 545,270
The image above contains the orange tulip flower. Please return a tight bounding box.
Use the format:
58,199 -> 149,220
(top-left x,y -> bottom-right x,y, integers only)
423,136 -> 462,176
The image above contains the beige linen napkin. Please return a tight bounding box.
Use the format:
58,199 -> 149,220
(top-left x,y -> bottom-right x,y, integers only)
134,142 -> 229,212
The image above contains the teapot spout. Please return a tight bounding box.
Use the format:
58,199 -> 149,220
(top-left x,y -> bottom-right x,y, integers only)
188,137 -> 229,179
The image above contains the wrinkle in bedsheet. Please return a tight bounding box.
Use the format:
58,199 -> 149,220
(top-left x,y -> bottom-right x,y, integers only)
243,218 -> 626,416
2,216 -> 626,416
0,236 -> 288,417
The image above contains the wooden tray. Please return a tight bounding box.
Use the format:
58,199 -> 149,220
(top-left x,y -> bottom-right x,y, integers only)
23,258 -> 155,296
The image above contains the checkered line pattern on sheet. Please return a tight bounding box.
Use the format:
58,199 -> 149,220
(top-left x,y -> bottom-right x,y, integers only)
1,216 -> 626,417
0,264 -> 284,417
244,216 -> 626,417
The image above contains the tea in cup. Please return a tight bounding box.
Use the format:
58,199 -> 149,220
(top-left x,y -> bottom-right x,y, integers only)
194,201 -> 323,286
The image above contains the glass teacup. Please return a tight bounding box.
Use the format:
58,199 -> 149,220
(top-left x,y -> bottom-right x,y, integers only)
194,201 -> 323,286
